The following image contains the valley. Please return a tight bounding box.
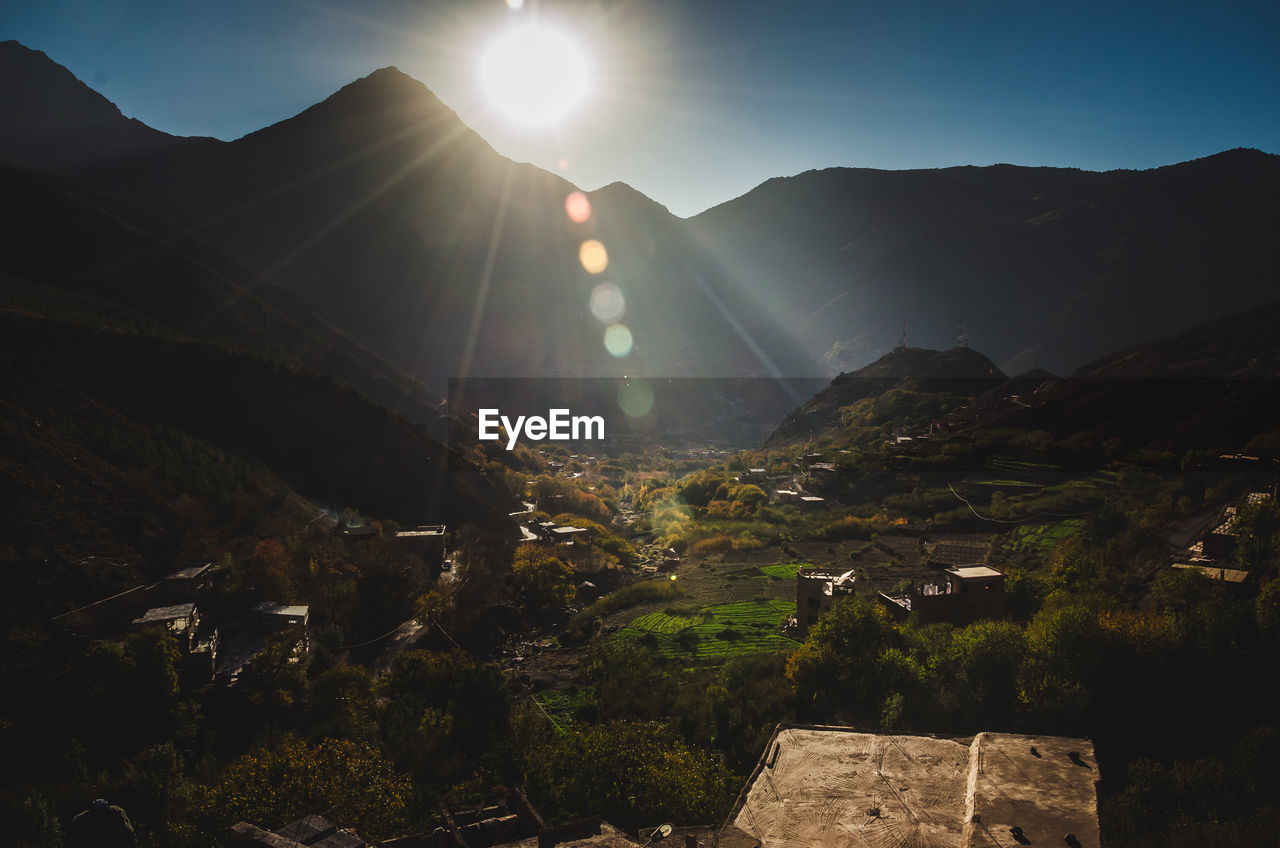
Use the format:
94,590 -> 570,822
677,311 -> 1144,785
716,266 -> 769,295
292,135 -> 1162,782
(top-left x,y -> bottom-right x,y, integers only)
1,37 -> 1278,848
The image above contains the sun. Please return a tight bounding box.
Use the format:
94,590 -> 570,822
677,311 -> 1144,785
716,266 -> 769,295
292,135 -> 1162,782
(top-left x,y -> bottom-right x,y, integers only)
480,24 -> 590,126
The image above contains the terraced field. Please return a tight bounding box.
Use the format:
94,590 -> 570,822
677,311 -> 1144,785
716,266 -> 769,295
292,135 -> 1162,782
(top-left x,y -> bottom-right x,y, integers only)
617,598 -> 798,662
1012,519 -> 1087,555
758,563 -> 809,579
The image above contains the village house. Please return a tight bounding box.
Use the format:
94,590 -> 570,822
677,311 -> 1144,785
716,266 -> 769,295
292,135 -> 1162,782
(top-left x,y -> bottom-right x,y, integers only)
795,567 -> 857,638
395,525 -> 448,580
878,565 -> 1007,625
160,562 -> 216,603
132,601 -> 219,681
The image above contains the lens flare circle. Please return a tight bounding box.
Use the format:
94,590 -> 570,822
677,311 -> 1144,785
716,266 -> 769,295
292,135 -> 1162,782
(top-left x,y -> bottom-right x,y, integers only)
480,25 -> 589,126
604,323 -> 633,358
617,379 -> 654,416
579,239 -> 608,274
589,283 -> 625,323
565,191 -> 591,223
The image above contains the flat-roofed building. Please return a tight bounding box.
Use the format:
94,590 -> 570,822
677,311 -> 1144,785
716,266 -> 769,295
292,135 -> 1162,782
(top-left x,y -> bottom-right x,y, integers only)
161,562 -> 216,602
395,524 -> 447,578
252,602 -> 310,629
879,565 -> 1006,624
796,568 -> 857,638
133,603 -> 200,651
728,725 -> 1099,848
946,565 -> 1007,622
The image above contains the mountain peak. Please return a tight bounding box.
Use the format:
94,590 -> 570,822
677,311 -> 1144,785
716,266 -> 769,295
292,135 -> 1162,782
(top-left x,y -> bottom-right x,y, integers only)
232,63 -> 478,155
330,65 -> 447,108
840,345 -> 1005,383
0,40 -> 173,173
590,180 -> 675,218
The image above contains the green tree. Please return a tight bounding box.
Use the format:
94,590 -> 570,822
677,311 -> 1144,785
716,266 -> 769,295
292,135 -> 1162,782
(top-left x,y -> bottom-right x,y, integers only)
194,736 -> 411,840
948,619 -> 1026,721
786,595 -> 898,718
1019,598 -> 1109,722
1236,500 -> 1280,576
1256,579 -> 1280,648
235,632 -> 310,729
588,640 -> 669,721
308,663 -> 377,743
511,544 -> 575,617
523,721 -> 735,832
379,650 -> 509,782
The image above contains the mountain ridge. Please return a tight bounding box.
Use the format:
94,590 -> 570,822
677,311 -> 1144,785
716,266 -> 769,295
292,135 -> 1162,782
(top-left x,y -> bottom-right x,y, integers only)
767,346 -> 1006,445
4,40 -> 1279,385
1,40 -> 812,385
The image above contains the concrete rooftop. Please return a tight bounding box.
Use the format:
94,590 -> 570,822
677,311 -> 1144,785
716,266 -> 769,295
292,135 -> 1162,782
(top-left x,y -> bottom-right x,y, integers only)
730,726 -> 1098,848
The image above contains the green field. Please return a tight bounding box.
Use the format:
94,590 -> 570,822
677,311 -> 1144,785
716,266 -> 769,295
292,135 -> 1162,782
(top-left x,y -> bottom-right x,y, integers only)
617,599 -> 798,661
758,563 -> 809,579
1011,519 -> 1087,555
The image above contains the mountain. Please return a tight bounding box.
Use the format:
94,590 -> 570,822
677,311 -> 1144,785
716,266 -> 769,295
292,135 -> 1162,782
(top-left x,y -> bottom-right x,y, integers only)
1074,301 -> 1280,380
0,161 -> 447,426
767,346 -> 1006,444
0,42 -> 813,386
5,40 -> 1280,386
954,301 -> 1280,457
0,308 -> 515,535
0,155 -> 518,549
689,149 -> 1280,375
0,41 -> 204,176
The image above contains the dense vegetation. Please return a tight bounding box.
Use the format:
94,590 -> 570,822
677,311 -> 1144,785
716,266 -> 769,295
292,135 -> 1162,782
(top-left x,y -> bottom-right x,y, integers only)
6,243 -> 1280,846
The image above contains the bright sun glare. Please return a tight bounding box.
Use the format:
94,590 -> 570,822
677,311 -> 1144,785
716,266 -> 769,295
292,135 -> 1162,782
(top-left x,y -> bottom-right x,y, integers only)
480,25 -> 590,126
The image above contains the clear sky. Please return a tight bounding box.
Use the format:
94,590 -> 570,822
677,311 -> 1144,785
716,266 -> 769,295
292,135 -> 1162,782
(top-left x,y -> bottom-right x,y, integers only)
6,0 -> 1279,217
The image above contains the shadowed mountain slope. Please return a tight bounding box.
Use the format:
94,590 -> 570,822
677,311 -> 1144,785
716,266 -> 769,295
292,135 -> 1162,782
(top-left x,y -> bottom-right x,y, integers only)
0,43 -> 812,384
767,346 -> 1005,444
4,40 -> 1279,385
690,149 -> 1280,375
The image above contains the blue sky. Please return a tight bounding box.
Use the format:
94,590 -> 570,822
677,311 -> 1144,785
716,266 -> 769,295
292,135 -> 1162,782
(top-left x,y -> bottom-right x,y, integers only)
6,0 -> 1278,217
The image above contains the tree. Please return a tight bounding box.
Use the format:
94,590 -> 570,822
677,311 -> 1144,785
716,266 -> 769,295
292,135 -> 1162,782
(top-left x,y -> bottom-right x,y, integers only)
454,531 -> 517,614
194,736 -> 411,840
81,628 -> 183,758
588,640 -> 669,721
523,721 -> 735,832
248,538 -> 294,600
379,650 -> 509,782
1256,579 -> 1280,648
234,632 -> 309,729
947,619 -> 1026,721
510,544 -> 574,617
1235,500 -> 1280,576
1018,598 -> 1110,724
308,663 -> 377,743
786,595 -> 898,718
